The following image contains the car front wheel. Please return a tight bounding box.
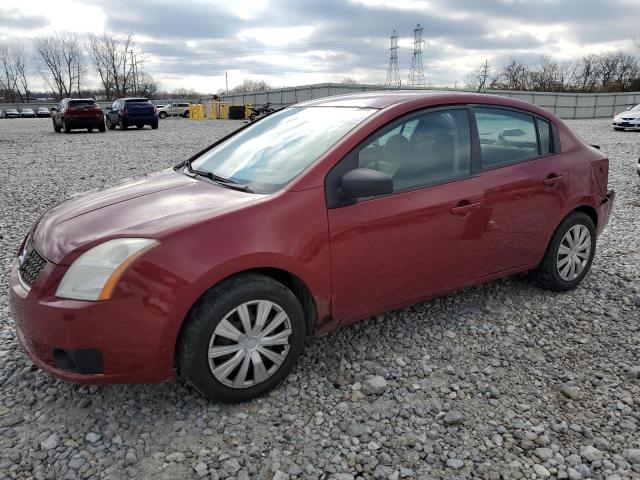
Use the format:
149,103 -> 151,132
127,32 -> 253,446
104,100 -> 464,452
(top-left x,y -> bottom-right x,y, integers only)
533,211 -> 596,291
178,273 -> 306,403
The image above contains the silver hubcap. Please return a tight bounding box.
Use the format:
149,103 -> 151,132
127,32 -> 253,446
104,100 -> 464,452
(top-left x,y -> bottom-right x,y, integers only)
208,300 -> 291,389
557,224 -> 591,281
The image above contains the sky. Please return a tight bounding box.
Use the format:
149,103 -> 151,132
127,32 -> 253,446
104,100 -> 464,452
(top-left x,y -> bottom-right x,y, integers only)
0,0 -> 639,93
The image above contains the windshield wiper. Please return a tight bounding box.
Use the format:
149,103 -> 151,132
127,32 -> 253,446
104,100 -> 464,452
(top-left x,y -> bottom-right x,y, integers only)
184,159 -> 253,192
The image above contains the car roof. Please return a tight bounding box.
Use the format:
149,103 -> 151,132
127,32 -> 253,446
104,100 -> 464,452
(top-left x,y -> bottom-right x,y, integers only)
296,90 -> 554,118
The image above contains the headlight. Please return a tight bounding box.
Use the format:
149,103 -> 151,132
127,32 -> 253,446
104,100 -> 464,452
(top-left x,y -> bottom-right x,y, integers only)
56,238 -> 159,301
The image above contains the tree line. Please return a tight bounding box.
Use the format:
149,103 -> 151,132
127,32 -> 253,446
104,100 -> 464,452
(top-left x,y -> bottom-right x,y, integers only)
466,51 -> 640,93
0,32 -> 158,103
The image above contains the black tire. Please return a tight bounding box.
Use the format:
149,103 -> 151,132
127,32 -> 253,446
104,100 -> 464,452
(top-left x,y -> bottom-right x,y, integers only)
107,117 -> 116,130
98,122 -> 106,132
63,119 -> 71,134
183,110 -> 189,118
87,127 -> 93,133
178,273 -> 306,403
151,120 -> 158,129
158,112 -> 167,119
136,124 -> 143,129
119,117 -> 127,130
532,211 -> 596,292
249,113 -> 257,121
53,120 -> 61,133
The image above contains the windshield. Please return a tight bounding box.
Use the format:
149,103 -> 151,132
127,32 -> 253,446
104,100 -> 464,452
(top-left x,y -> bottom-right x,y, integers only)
191,106 -> 375,193
631,104 -> 640,112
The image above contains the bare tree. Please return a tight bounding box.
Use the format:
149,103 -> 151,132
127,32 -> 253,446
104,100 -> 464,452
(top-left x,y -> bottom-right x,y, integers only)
577,55 -> 600,92
137,72 -> 158,98
229,79 -> 272,93
34,32 -> 85,98
85,32 -> 151,99
0,43 -> 19,102
14,43 -> 30,102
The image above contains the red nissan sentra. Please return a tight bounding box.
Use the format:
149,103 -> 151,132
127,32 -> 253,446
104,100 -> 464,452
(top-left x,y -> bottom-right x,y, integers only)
9,92 -> 614,402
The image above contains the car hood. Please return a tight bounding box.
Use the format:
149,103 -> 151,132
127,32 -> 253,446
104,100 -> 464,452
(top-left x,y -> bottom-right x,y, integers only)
615,110 -> 640,119
32,169 -> 264,265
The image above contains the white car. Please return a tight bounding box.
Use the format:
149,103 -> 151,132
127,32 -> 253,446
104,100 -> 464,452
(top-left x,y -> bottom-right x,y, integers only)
613,104 -> 640,131
157,102 -> 190,119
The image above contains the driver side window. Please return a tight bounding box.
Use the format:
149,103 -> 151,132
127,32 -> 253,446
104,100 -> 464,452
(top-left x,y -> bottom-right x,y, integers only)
357,109 -> 471,192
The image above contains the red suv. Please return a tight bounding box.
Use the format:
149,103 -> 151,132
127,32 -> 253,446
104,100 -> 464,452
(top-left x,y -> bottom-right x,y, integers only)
10,92 -> 614,402
52,98 -> 105,133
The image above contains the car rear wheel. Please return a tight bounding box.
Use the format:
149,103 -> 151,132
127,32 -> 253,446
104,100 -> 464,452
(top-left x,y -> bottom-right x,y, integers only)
53,120 -> 61,133
119,117 -> 127,130
178,273 -> 306,403
151,120 -> 158,129
87,127 -> 93,132
136,124 -> 143,129
63,120 -> 71,134
533,211 -> 596,291
98,122 -> 106,133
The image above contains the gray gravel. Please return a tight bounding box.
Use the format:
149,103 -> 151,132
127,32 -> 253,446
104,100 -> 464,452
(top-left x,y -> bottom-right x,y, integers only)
0,117 -> 639,479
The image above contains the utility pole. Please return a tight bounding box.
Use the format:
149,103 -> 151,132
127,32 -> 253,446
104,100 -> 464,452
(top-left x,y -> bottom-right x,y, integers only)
225,71 -> 229,94
478,59 -> 490,93
385,30 -> 400,88
408,24 -> 425,87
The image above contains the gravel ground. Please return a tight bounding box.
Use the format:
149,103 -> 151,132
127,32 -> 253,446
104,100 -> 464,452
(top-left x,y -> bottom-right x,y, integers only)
0,117 -> 638,480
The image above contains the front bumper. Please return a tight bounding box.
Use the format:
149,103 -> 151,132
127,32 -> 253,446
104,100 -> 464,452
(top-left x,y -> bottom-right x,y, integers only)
596,190 -> 615,235
613,120 -> 640,129
8,257 -> 176,384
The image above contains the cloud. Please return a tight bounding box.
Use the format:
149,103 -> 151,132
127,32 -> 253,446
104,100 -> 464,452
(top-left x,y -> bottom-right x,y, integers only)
0,11 -> 49,30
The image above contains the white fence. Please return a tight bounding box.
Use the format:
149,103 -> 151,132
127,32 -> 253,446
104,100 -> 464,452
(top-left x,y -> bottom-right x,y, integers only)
220,83 -> 640,120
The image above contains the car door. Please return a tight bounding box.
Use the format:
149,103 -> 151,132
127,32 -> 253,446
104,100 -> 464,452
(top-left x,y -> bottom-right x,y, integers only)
472,107 -> 570,277
326,107 -> 485,324
108,100 -> 119,124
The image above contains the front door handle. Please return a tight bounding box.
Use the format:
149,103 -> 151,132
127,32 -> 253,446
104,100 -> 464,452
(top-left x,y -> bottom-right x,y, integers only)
543,174 -> 564,186
450,202 -> 481,215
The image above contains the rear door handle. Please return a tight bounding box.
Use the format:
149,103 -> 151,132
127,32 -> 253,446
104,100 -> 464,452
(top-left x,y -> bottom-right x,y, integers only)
450,202 -> 481,215
543,175 -> 564,186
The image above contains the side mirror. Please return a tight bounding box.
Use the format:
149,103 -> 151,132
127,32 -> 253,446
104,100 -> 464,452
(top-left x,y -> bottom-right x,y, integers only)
50,107 -> 58,112
106,106 -> 112,111
341,168 -> 393,199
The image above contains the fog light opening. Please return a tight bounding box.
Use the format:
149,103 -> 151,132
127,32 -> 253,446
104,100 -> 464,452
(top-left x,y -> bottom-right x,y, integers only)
53,349 -> 76,371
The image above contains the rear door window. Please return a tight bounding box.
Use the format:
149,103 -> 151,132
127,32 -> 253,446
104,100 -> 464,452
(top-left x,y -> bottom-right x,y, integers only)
474,108 -> 539,169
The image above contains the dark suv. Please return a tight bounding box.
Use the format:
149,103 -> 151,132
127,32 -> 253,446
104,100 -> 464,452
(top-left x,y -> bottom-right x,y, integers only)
105,98 -> 158,130
52,99 -> 105,133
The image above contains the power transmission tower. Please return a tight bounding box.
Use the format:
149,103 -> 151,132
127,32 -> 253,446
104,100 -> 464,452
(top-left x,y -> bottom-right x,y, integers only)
408,24 -> 425,86
385,30 -> 400,87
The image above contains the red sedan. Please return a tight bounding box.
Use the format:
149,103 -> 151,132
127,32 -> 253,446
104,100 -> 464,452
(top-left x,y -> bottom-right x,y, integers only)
9,92 -> 614,402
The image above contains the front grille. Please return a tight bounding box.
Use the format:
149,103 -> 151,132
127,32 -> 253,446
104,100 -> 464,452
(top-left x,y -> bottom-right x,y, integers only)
18,245 -> 46,287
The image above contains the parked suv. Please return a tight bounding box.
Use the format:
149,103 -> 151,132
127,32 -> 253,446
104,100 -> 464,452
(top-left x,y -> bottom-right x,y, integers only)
9,92 -> 614,403
157,102 -> 190,118
105,98 -> 158,130
52,99 -> 105,133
